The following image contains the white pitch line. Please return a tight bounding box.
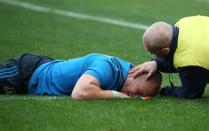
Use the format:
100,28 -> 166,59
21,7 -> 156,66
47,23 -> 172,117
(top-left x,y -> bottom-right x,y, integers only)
0,96 -> 68,100
195,0 -> 209,2
0,0 -> 148,30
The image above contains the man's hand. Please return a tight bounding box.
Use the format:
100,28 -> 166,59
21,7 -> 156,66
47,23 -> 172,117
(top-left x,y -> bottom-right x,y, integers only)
120,92 -> 131,98
112,91 -> 131,98
129,61 -> 158,80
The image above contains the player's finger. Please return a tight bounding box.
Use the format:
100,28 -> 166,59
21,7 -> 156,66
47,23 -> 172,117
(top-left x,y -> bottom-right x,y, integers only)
121,94 -> 131,98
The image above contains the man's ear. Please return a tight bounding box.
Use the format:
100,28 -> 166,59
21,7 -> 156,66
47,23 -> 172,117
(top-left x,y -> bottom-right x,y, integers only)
161,47 -> 170,54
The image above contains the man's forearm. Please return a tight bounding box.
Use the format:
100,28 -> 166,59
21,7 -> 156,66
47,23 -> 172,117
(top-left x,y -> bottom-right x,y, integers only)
71,84 -> 111,100
72,89 -> 128,100
85,89 -> 114,100
72,74 -> 130,100
96,90 -> 129,99
154,58 -> 177,73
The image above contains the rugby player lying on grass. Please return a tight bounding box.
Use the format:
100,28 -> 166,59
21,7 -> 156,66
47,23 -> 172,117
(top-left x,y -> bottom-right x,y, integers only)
0,53 -> 162,100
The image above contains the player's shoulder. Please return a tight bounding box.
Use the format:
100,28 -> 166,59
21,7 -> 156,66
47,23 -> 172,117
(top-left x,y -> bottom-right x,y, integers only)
84,53 -> 114,61
85,53 -> 112,57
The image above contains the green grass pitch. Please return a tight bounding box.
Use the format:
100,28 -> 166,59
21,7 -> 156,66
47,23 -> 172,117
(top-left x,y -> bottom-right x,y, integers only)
0,0 -> 209,131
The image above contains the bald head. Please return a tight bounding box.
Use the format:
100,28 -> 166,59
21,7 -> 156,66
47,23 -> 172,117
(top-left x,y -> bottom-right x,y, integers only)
143,22 -> 173,56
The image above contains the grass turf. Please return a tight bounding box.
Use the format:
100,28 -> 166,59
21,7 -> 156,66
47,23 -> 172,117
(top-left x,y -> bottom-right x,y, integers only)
0,95 -> 209,131
0,0 -> 209,130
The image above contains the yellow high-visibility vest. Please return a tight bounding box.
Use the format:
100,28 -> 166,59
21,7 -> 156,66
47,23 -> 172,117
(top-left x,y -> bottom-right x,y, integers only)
174,16 -> 209,70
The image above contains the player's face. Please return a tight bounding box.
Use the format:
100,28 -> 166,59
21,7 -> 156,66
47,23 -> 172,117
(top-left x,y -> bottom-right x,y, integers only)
121,76 -> 155,97
121,77 -> 144,97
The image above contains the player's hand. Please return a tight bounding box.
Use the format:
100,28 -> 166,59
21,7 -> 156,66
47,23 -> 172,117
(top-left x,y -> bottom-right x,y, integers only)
112,91 -> 132,98
129,61 -> 158,80
119,92 -> 132,98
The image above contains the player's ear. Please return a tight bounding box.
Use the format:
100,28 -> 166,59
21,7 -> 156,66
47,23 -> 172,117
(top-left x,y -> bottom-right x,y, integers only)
161,47 -> 170,54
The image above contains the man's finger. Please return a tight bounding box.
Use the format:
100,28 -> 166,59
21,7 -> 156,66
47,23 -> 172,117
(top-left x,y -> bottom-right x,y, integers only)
129,66 -> 140,74
132,69 -> 145,78
128,69 -> 135,74
129,72 -> 134,77
145,72 -> 152,80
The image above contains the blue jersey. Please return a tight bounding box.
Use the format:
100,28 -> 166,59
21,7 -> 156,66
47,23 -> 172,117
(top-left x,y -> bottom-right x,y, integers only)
28,53 -> 133,96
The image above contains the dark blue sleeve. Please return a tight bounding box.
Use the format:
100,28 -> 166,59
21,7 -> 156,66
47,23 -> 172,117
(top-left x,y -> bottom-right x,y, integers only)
154,57 -> 177,73
160,67 -> 209,99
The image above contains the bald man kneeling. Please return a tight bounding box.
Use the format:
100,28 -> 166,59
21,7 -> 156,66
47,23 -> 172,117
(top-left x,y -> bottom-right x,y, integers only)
131,15 -> 209,99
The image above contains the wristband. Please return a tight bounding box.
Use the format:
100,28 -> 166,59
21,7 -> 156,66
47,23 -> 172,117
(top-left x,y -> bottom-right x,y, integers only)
112,91 -> 120,98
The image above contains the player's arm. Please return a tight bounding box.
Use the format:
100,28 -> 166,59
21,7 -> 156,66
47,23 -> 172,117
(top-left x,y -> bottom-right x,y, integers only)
71,74 -> 130,100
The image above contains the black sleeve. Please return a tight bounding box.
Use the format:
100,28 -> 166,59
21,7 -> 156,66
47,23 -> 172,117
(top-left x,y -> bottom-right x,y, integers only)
154,57 -> 177,73
160,67 -> 209,99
